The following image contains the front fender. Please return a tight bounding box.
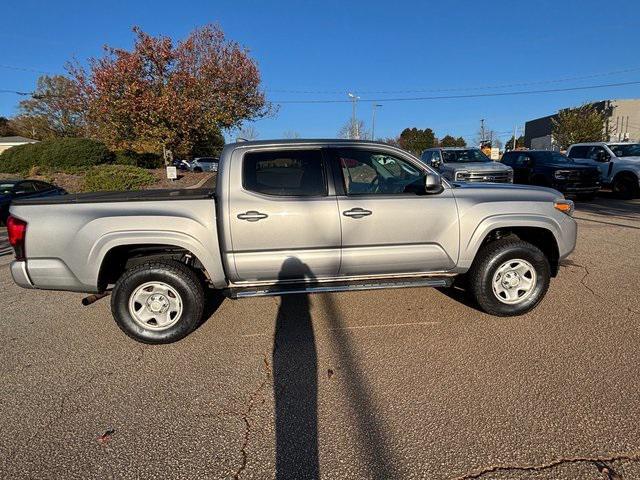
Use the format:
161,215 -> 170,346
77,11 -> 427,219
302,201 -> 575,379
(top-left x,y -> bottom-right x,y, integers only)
457,213 -> 575,270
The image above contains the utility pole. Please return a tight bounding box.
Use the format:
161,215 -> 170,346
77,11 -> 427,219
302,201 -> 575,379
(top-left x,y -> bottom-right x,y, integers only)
480,119 -> 485,146
512,125 -> 518,150
371,103 -> 382,140
348,93 -> 360,139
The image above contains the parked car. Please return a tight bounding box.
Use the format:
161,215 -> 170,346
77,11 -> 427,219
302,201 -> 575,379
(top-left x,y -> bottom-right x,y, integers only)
421,147 -> 513,183
501,150 -> 600,199
7,139 -> 576,344
171,159 -> 191,171
0,179 -> 66,224
567,142 -> 640,199
190,157 -> 219,172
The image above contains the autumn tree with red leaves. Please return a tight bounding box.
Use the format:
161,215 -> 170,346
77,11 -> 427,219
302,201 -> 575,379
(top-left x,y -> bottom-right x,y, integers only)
68,25 -> 271,157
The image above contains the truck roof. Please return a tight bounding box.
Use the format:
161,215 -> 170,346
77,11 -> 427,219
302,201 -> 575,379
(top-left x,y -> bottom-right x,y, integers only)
224,138 -> 398,149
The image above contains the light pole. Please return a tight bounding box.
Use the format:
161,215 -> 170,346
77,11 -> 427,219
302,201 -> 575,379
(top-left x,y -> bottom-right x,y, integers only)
371,103 -> 382,140
348,92 -> 360,139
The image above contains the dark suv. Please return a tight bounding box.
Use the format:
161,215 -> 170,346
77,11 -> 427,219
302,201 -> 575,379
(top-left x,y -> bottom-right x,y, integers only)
501,150 -> 600,199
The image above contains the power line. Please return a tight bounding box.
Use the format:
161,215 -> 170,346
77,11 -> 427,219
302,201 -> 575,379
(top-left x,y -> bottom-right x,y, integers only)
272,80 -> 640,104
266,66 -> 640,95
0,64 -> 55,75
0,89 -> 32,96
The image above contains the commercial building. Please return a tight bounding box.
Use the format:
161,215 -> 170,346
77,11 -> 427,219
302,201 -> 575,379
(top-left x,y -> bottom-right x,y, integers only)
524,99 -> 640,150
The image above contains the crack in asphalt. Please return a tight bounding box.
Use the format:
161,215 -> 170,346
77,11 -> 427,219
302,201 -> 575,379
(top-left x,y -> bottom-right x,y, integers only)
231,353 -> 272,480
572,262 -> 601,298
2,345 -> 146,472
451,451 -> 640,480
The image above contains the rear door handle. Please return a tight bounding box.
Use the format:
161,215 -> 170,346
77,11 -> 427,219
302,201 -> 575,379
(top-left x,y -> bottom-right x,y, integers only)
237,211 -> 268,222
343,207 -> 372,219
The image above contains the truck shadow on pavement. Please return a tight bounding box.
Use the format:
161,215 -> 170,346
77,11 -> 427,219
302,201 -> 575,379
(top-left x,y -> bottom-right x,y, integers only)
576,193 -> 640,221
272,257 -> 399,479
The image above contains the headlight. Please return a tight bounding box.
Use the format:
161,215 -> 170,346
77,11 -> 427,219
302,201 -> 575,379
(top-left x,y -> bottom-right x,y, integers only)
554,170 -> 572,179
455,170 -> 470,180
554,199 -> 574,216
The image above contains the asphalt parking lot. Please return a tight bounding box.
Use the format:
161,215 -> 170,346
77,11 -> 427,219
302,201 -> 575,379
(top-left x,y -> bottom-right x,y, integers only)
1,195 -> 639,480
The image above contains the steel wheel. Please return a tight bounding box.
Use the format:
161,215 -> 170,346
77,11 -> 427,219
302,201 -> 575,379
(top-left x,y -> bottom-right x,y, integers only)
128,281 -> 183,331
491,258 -> 537,305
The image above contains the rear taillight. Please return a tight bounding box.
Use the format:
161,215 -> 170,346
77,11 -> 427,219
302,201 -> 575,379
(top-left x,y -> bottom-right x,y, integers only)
7,215 -> 27,260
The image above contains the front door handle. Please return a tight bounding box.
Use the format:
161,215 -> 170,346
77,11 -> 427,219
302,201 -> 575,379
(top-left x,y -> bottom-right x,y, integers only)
343,207 -> 372,219
237,210 -> 268,222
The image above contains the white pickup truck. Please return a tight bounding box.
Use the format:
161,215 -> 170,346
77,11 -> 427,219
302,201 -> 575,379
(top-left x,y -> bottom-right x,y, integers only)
567,142 -> 640,199
7,140 -> 577,344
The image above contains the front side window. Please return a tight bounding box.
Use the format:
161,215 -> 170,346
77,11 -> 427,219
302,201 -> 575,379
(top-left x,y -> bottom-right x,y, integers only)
442,149 -> 491,163
336,149 -> 424,195
586,146 -> 607,161
514,154 -> 533,167
243,149 -> 326,196
608,143 -> 640,157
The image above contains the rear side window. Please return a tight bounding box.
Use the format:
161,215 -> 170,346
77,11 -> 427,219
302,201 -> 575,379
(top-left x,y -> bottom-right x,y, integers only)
242,150 -> 327,196
568,146 -> 588,158
501,152 -> 516,165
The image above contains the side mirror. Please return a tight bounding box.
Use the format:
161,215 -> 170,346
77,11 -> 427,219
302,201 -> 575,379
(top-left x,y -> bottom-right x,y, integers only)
425,172 -> 443,194
597,151 -> 610,162
430,159 -> 441,169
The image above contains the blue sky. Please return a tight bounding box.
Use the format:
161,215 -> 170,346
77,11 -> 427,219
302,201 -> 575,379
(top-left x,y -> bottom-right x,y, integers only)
1,0 -> 639,144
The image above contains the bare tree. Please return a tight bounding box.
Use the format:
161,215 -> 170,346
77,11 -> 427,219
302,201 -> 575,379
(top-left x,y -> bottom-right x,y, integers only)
238,125 -> 259,141
282,130 -> 301,139
338,119 -> 369,140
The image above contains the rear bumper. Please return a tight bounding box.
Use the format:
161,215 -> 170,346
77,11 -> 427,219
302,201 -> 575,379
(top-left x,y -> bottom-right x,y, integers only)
10,261 -> 34,289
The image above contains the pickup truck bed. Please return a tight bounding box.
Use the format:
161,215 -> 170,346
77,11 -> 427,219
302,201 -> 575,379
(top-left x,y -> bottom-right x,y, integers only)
13,188 -> 214,205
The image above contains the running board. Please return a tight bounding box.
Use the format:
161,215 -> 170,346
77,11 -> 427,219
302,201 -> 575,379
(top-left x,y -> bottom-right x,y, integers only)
227,276 -> 454,299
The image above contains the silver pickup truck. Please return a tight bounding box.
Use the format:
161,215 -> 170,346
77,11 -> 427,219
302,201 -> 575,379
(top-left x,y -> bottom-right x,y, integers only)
7,140 -> 577,344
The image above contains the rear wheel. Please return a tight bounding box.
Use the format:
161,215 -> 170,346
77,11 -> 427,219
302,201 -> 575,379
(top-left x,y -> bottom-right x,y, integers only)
193,167 -> 203,173
111,260 -> 204,344
469,238 -> 550,316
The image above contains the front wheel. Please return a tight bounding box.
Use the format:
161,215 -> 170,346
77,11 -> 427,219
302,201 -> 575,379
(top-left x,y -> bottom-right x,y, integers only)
468,238 -> 550,316
612,175 -> 639,200
111,260 -> 205,344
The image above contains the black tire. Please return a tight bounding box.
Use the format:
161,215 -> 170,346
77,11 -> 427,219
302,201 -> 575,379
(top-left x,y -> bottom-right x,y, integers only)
612,175 -> 639,200
111,260 -> 205,344
469,238 -> 550,316
193,167 -> 203,173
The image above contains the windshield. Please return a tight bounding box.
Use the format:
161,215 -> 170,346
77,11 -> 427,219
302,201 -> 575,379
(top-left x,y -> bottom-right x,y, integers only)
442,149 -> 491,163
537,152 -> 573,164
0,183 -> 16,194
608,144 -> 640,157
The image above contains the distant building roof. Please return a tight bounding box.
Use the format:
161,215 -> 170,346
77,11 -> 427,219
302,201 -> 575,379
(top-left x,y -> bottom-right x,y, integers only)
0,136 -> 38,143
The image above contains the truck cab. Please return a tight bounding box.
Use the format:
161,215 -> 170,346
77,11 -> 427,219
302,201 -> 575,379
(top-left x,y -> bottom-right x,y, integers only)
567,142 -> 640,199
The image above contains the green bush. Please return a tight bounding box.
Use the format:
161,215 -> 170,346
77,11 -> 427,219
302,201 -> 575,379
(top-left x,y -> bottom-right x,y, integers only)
82,165 -> 155,192
0,138 -> 114,173
114,150 -> 163,169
